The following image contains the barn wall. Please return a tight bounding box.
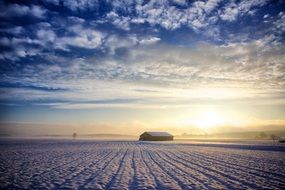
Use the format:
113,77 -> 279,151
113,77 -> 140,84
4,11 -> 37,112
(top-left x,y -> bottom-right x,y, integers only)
139,134 -> 173,141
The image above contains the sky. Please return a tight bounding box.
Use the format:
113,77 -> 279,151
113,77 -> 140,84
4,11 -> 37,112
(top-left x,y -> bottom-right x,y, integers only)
0,0 -> 285,136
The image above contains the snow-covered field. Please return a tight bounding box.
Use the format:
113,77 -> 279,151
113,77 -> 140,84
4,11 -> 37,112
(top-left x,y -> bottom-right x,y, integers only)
0,139 -> 285,189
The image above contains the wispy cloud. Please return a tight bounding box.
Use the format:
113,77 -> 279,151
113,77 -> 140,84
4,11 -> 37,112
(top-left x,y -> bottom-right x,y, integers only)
1,38 -> 284,109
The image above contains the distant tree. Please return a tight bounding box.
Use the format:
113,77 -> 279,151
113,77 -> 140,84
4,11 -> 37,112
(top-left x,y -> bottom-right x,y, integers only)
259,132 -> 267,139
73,132 -> 77,140
270,134 -> 278,142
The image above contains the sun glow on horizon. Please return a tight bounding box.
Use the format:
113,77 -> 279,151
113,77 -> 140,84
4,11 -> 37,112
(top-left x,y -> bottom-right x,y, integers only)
194,109 -> 227,129
165,107 -> 231,131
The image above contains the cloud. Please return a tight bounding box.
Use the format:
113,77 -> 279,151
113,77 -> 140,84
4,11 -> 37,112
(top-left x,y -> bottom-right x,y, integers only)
0,26 -> 24,35
58,26 -> 105,49
273,12 -> 285,33
35,22 -> 105,50
0,36 -> 43,60
0,21 -> 106,60
0,0 -> 284,110
1,35 -> 284,109
106,11 -> 131,30
37,29 -> 56,42
238,0 -> 268,15
44,0 -> 99,11
0,4 -> 46,19
219,3 -> 239,21
139,37 -> 160,45
219,0 -> 268,22
20,0 -> 268,36
104,34 -> 138,55
0,0 -> 273,62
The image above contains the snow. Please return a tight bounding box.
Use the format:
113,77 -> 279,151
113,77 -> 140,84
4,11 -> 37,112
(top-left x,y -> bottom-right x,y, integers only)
0,139 -> 284,189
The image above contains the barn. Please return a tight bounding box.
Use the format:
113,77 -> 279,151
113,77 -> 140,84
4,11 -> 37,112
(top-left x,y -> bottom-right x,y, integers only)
279,137 -> 285,143
139,132 -> 174,141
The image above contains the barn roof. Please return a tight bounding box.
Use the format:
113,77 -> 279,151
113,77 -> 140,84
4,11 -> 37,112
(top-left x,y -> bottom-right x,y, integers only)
144,132 -> 173,137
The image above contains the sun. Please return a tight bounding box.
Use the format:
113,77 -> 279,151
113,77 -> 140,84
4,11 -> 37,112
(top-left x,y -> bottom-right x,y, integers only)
195,109 -> 226,129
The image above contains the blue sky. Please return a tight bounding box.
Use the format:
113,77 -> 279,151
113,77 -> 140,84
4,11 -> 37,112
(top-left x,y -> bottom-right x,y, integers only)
0,0 -> 285,135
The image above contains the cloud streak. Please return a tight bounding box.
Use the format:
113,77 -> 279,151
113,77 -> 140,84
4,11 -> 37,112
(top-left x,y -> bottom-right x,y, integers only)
1,39 -> 284,109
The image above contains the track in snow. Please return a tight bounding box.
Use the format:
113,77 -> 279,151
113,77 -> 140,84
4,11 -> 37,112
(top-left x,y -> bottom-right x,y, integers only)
0,139 -> 284,189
